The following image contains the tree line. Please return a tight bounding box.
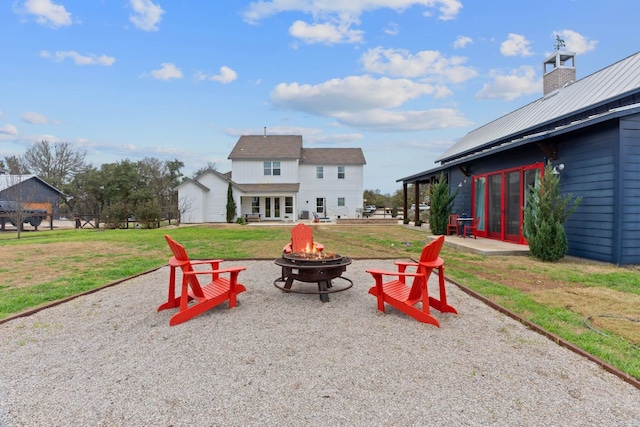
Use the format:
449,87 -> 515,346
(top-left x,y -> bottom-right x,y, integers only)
1,140 -> 185,228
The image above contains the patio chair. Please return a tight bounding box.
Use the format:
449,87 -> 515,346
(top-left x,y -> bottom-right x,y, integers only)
446,214 -> 459,236
312,212 -> 331,223
158,235 -> 247,326
463,217 -> 481,239
366,235 -> 458,327
283,223 -> 324,253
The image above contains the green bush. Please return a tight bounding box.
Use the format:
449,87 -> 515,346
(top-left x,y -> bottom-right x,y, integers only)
523,165 -> 581,262
226,182 -> 237,223
429,172 -> 458,234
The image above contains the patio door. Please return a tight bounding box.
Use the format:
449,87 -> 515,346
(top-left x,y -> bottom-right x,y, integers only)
264,197 -> 282,219
487,174 -> 502,239
473,162 -> 543,244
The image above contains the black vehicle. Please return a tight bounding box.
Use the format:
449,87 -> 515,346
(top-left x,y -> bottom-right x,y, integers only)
0,200 -> 47,227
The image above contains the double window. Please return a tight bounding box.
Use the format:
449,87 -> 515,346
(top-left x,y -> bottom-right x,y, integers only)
264,161 -> 281,176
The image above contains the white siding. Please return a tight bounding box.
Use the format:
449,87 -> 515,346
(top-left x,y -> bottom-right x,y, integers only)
298,164 -> 364,218
177,172 -> 243,223
231,159 -> 299,184
178,182 -> 205,223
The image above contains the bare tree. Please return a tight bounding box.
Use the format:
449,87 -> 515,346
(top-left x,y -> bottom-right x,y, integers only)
23,140 -> 86,188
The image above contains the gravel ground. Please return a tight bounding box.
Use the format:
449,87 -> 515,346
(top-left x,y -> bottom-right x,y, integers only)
1,259 -> 639,427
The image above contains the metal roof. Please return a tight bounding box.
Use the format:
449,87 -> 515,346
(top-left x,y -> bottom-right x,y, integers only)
437,50 -> 640,163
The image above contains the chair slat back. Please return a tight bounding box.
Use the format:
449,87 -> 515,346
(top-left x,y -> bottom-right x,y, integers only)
448,214 -> 459,226
164,235 -> 205,298
290,223 -> 315,253
419,235 -> 445,263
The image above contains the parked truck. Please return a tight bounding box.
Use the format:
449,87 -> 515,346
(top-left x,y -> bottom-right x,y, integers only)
0,200 -> 48,227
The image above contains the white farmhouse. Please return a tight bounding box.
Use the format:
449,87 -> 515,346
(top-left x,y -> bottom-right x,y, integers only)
177,135 -> 366,223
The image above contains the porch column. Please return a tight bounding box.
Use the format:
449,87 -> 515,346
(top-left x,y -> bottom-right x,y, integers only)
414,182 -> 420,225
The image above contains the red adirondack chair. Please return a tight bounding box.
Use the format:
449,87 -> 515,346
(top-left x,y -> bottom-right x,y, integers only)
366,235 -> 457,327
283,223 -> 324,253
158,235 -> 247,326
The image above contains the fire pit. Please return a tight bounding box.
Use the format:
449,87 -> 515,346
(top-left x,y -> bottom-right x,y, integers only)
274,252 -> 353,302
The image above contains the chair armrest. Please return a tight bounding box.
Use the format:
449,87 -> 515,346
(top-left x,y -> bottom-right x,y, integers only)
183,266 -> 247,276
419,257 -> 444,269
366,269 -> 425,278
189,259 -> 224,266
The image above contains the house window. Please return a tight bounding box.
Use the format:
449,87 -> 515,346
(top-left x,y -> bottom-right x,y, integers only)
338,166 -> 345,179
285,197 -> 293,214
251,197 -> 260,214
338,197 -> 345,207
316,166 -> 324,179
263,161 -> 281,176
316,197 -> 324,214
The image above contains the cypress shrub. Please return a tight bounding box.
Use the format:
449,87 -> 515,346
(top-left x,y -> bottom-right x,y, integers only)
523,165 -> 581,262
226,182 -> 237,223
429,172 -> 458,235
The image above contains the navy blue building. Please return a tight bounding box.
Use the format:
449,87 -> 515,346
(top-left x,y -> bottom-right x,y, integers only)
398,50 -> 640,265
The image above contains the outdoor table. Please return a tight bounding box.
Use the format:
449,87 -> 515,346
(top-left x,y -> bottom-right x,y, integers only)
456,217 -> 473,237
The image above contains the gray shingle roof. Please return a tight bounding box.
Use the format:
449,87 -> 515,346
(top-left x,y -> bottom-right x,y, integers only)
228,135 -> 302,160
437,50 -> 640,163
301,148 -> 366,165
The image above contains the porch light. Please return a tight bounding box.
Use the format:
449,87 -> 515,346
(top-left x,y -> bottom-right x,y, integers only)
552,163 -> 565,175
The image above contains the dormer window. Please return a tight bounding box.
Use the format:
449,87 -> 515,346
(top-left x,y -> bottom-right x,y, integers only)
264,161 -> 281,176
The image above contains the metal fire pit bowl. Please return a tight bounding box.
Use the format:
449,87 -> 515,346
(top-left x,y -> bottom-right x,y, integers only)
274,252 -> 353,302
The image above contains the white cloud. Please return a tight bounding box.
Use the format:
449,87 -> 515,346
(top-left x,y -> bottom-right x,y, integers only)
272,75 -> 440,114
244,0 -> 462,23
361,47 -> 477,83
21,111 -> 51,124
500,33 -> 533,57
196,66 -> 238,84
554,30 -> 597,54
334,108 -> 472,132
453,35 -> 473,49
243,1 -> 462,44
40,50 -> 116,66
270,74 -> 471,131
384,22 -> 399,36
0,124 -> 18,135
150,63 -> 183,80
289,20 -> 364,45
16,0 -> 72,28
129,0 -> 164,31
476,66 -> 540,101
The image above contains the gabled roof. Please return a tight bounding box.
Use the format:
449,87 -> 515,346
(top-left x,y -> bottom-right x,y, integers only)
301,148 -> 366,165
437,50 -> 640,163
0,174 -> 64,195
228,135 -> 302,160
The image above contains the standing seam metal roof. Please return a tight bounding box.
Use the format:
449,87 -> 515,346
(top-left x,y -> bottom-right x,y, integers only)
437,51 -> 640,163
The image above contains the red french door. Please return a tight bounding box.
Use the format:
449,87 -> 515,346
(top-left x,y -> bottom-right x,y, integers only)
472,163 -> 543,243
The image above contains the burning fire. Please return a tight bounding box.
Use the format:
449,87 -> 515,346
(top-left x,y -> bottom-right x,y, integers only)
304,242 -> 319,254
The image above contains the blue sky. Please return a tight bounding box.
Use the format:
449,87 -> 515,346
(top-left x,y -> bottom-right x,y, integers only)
1,1 -> 639,193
